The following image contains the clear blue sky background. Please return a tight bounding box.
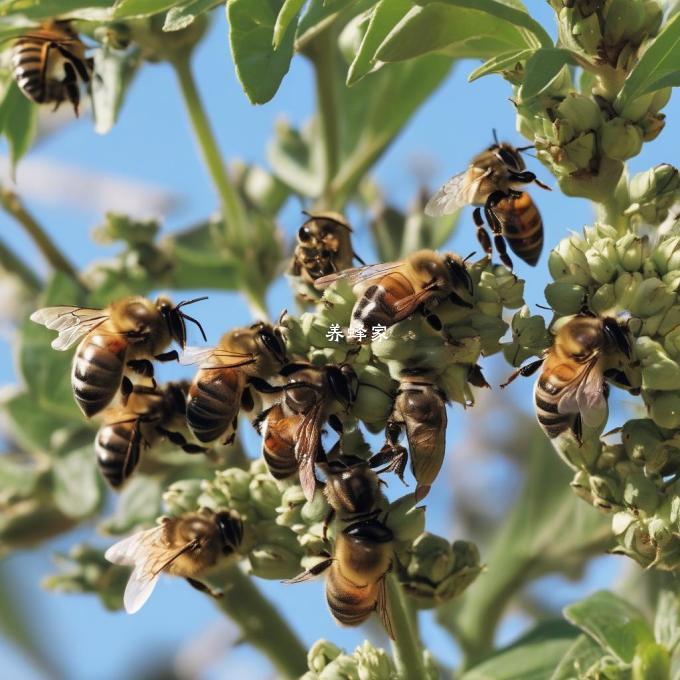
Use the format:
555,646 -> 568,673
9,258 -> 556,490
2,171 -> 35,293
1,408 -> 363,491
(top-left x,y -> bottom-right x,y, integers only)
1,4 -> 678,678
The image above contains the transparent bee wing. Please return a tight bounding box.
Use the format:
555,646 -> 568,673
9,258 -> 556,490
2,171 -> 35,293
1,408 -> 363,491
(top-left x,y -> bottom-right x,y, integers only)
556,360 -> 605,426
391,279 -> 441,316
295,401 -> 325,502
427,164 -> 494,216
314,261 -> 406,290
180,346 -> 255,368
376,577 -> 395,640
123,566 -> 162,614
105,525 -> 165,566
179,346 -> 218,366
30,306 -> 109,350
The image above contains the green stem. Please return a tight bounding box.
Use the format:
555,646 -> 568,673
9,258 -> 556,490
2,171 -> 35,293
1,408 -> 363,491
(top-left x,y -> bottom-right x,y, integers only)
310,29 -> 341,207
215,565 -> 307,679
171,53 -> 247,242
0,237 -> 42,293
387,573 -> 426,679
0,188 -> 80,286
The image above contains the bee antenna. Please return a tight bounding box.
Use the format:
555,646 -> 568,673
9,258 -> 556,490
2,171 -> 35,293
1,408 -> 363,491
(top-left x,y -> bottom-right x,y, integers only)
176,296 -> 209,310
516,144 -> 535,152
536,304 -> 553,312
181,312 -> 208,342
463,251 -> 476,263
492,128 -> 499,145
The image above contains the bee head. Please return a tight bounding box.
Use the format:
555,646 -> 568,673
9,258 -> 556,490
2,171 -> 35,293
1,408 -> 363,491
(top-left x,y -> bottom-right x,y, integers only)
602,317 -> 632,358
214,511 -> 244,554
343,518 -> 393,544
495,143 -> 526,172
327,364 -> 359,408
255,323 -> 288,365
443,254 -> 474,295
157,296 -> 208,349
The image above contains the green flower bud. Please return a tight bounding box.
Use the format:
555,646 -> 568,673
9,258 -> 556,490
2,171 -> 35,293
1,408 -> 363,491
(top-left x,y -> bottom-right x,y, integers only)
387,495 -> 426,544
545,282 -> 587,315
308,640 -> 343,674
615,93 -> 655,123
648,517 -> 672,548
557,93 -> 602,133
632,643 -> 671,680
248,544 -> 302,580
565,132 -> 598,170
406,532 -> 454,583
638,0 -> 663,39
564,9 -> 602,56
558,158 -> 624,202
628,164 -> 680,225
649,392 -> 680,429
438,364 -> 474,407
613,271 -> 642,309
551,236 -> 591,284
638,112 -> 665,142
163,479 -> 202,516
590,283 -> 617,315
648,87 -> 671,115
622,419 -> 664,466
652,236 -> 680,275
629,278 -> 673,318
636,337 -> 680,390
319,655 -> 360,680
603,0 -> 645,45
589,474 -> 622,510
615,234 -> 647,272
612,510 -> 636,537
248,475 -> 282,520
623,472 -> 660,514
354,641 -> 395,680
586,241 -> 618,283
275,486 -> 307,530
571,470 -> 595,505
601,119 -> 643,161
353,365 -> 395,428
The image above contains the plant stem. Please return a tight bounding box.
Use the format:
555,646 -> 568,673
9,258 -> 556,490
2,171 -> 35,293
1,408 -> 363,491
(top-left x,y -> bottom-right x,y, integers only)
310,29 -> 341,207
0,187 -> 80,286
215,565 -> 307,679
387,573 -> 426,679
0,237 -> 41,293
171,53 -> 247,242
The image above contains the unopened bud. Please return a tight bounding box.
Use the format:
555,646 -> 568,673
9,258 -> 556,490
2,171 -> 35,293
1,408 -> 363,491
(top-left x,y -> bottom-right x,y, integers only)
248,544 -> 302,580
586,240 -> 618,283
623,473 -> 660,515
632,643 -> 671,680
590,283 -> 617,315
613,271 -> 642,309
636,337 -> 680,391
249,475 -> 282,520
557,93 -> 602,133
638,113 -> 665,142
354,641 -> 395,680
163,479 -> 202,515
628,278 -> 673,318
544,282 -> 586,315
308,640 -> 342,674
319,654 -> 360,680
649,392 -> 680,429
387,495 -> 426,544
603,0 -> 645,45
601,119 -> 643,161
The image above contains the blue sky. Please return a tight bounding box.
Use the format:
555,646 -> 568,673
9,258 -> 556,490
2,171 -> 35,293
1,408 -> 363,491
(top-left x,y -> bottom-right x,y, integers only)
1,3 -> 678,678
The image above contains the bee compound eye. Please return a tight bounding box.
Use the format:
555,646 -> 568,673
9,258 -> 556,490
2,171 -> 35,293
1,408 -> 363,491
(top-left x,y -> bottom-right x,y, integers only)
298,226 -> 312,242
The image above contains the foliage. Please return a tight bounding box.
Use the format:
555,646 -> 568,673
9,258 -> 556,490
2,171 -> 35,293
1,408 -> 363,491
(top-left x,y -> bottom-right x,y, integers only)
0,1 -> 679,678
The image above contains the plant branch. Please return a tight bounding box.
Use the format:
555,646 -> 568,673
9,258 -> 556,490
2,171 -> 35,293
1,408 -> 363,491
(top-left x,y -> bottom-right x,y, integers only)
387,573 -> 426,679
0,188 -> 80,286
310,29 -> 341,207
0,236 -> 42,293
214,565 -> 307,679
171,53 -> 248,242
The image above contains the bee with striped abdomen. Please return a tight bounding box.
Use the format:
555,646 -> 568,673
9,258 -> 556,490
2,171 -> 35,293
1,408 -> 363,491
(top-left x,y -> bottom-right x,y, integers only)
314,249 -> 473,341
95,382 -> 205,489
12,20 -> 93,116
502,315 -> 635,440
182,323 -> 287,444
425,135 -> 549,269
31,296 -> 207,418
105,508 -> 243,613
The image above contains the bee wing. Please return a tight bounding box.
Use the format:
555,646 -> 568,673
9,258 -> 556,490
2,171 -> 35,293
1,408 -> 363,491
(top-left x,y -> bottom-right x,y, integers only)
424,168 -> 487,217
314,261 -> 406,291
30,306 -> 109,350
104,525 -> 164,567
376,577 -> 395,640
295,401 -> 325,502
180,346 -> 254,368
390,279 -> 441,316
556,360 -> 606,427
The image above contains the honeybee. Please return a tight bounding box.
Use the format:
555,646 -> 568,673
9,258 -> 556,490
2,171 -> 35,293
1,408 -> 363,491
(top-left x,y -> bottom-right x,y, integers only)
254,362 -> 358,501
291,211 -> 363,285
30,296 -> 207,418
373,374 -> 448,502
425,136 -> 549,269
12,20 -> 93,116
287,517 -> 394,638
321,455 -> 382,520
105,508 -> 243,614
502,315 -> 634,440
314,249 -> 473,340
96,382 -> 205,489
181,323 -> 287,444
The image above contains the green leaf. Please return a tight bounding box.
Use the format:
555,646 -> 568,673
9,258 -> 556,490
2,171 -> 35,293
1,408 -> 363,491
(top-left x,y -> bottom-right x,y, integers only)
370,205 -> 405,262
0,82 -> 37,173
346,0 -> 411,85
227,0 -> 297,104
113,0 -> 177,19
52,446 -> 102,519
18,273 -> 85,420
273,0 -> 306,49
564,591 -> 655,664
616,13 -> 680,108
654,590 -> 680,654
296,0 -> 359,48
519,48 -> 575,99
377,4 -> 545,63
461,620 -> 580,680
0,454 -> 42,499
551,634 -> 606,680
92,45 -> 140,135
100,475 -> 163,535
163,0 -> 218,31
0,0 -> 112,20
633,643 -> 671,680
468,48 -> 535,82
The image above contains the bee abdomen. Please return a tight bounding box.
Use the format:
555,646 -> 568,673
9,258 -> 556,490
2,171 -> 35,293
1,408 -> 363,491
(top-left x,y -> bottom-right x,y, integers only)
95,422 -> 140,488
326,585 -> 374,627
12,42 -> 47,102
534,387 -> 569,439
262,447 -> 297,480
72,336 -> 126,417
186,376 -> 239,443
502,194 -> 543,266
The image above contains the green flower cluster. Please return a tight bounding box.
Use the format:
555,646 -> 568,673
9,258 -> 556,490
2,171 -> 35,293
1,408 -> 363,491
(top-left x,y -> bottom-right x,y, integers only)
301,639 -> 438,680
514,1 -> 670,201
534,209 -> 680,569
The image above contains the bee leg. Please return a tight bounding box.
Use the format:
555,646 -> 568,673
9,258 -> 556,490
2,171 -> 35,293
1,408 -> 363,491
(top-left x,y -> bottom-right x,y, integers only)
328,414 -> 344,435
252,406 -> 273,434
473,208 -> 493,256
468,364 -> 490,388
604,369 -> 641,396
571,414 -> 583,446
61,61 -> 80,117
494,234 -> 514,270
369,445 -> 408,484
510,170 -> 551,191
322,509 -> 336,542
154,350 -> 179,363
240,386 -> 255,412
500,358 -> 544,388
185,578 -> 223,599
120,376 -> 134,405
127,359 -> 155,378
156,426 -> 206,454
